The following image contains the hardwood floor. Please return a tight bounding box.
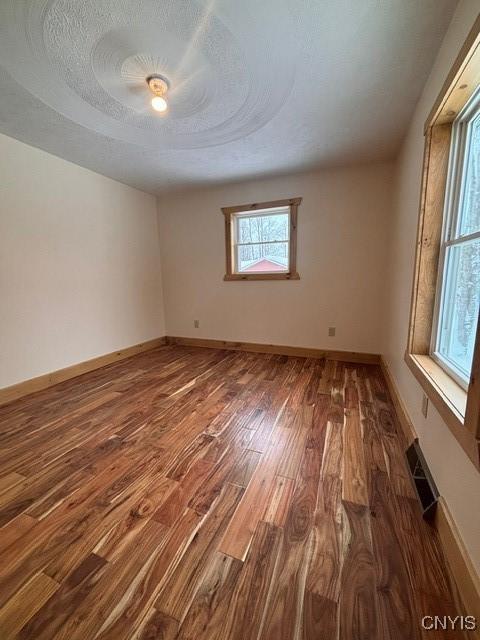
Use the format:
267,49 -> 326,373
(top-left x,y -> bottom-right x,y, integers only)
0,345 -> 467,639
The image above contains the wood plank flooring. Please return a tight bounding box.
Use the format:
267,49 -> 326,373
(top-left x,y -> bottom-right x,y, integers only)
0,345 -> 468,639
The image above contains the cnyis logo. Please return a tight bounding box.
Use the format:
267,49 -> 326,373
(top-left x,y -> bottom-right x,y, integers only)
421,616 -> 477,631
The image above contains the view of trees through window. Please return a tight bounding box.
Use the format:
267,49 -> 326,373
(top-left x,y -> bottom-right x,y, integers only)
437,102 -> 480,381
235,210 -> 289,272
440,241 -> 480,376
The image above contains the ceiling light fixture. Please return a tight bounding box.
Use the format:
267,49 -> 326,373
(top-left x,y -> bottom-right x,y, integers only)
146,74 -> 170,114
151,96 -> 167,113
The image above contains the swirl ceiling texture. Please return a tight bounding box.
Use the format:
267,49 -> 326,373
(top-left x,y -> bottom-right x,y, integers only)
0,0 -> 456,194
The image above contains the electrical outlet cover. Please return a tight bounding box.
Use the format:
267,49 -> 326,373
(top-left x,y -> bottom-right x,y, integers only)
421,394 -> 429,418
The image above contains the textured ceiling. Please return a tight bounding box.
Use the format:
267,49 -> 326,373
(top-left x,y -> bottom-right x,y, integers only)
0,0 -> 457,194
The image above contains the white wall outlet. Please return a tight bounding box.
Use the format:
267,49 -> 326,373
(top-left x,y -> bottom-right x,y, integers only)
328,327 -> 336,337
421,394 -> 429,418
194,319 -> 200,328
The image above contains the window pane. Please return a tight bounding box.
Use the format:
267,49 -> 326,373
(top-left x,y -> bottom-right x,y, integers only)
237,242 -> 289,273
437,238 -> 480,379
459,114 -> 480,237
237,212 -> 289,244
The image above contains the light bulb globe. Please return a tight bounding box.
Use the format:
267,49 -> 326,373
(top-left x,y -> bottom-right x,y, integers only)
151,96 -> 168,113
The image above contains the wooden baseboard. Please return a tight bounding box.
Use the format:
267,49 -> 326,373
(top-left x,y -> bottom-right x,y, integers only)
0,337 -> 167,406
380,356 -> 417,446
0,335 -> 379,406
435,497 -> 480,633
166,336 -> 380,364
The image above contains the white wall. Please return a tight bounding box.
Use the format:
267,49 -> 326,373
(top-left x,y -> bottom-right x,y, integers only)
0,133 -> 165,388
384,1 -> 480,574
157,163 -> 393,354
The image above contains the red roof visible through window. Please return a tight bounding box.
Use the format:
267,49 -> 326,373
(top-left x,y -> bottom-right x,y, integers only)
242,258 -> 286,272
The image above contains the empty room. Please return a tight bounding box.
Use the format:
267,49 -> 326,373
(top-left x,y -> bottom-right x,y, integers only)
0,1 -> 479,638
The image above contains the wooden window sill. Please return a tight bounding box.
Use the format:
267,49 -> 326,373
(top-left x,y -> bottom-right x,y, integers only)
223,272 -> 300,281
405,353 -> 479,469
407,353 -> 466,418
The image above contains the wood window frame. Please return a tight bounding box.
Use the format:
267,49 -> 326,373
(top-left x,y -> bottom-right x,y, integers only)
407,15 -> 480,470
222,197 -> 301,281
429,90 -> 480,391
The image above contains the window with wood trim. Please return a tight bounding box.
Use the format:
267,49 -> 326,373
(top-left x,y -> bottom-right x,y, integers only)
222,198 -> 301,281
407,16 -> 480,469
431,89 -> 480,389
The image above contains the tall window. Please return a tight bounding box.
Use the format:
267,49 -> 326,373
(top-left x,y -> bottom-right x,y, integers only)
407,19 -> 480,468
431,89 -> 480,389
222,198 -> 301,281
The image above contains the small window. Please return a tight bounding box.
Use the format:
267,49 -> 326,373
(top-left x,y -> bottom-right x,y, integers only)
235,208 -> 289,274
431,88 -> 480,389
222,198 -> 301,280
